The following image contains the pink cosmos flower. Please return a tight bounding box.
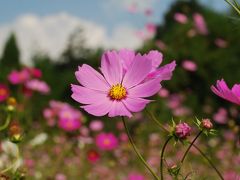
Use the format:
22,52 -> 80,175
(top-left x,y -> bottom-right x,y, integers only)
144,8 -> 153,16
175,122 -> 191,139
71,50 -> 175,117
145,23 -> 156,35
155,40 -> 167,50
174,13 -> 188,24
211,79 -> 240,105
29,67 -> 42,78
58,108 -> 82,131
158,88 -> 169,98
87,149 -> 100,163
95,132 -> 118,151
193,13 -> 208,35
127,3 -> 137,14
25,79 -> 50,94
214,38 -> 228,48
213,108 -> 228,124
182,60 -> 197,72
8,69 -> 30,85
0,84 -> 9,102
89,120 -> 104,131
127,172 -> 145,180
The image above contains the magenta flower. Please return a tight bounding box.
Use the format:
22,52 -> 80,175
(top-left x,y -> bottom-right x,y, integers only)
95,132 -> 118,151
211,79 -> 240,105
0,84 -> 9,102
175,122 -> 191,139
214,38 -> 228,48
193,13 -> 208,35
8,69 -> 30,85
25,79 -> 50,94
58,108 -> 82,132
87,149 -> 100,163
174,12 -> 188,24
71,50 -> 175,117
127,172 -> 145,180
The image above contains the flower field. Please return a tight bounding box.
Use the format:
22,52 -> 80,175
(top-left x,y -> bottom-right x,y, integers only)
0,0 -> 240,180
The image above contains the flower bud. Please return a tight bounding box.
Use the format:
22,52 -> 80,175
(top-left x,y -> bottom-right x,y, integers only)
175,122 -> 191,139
201,119 -> 213,130
8,121 -> 23,144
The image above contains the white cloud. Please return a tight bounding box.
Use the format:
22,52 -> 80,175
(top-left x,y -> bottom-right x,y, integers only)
0,13 -> 143,65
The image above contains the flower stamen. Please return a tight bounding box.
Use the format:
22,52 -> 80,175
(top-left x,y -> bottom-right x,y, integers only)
108,84 -> 127,100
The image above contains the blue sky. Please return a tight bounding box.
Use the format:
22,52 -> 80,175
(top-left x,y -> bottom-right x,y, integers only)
0,0 -> 230,64
0,0 -> 228,31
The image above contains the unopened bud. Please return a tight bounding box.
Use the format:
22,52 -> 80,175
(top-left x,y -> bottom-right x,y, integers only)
8,121 -> 23,144
201,119 -> 213,130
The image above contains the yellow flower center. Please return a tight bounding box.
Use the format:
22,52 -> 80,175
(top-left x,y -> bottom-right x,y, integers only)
108,84 -> 127,100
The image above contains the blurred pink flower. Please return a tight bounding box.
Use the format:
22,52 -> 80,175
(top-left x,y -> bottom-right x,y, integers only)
213,108 -> 228,124
145,23 -> 157,34
224,171 -> 240,180
182,60 -> 197,72
144,8 -> 153,16
158,88 -> 169,98
29,67 -> 42,78
211,79 -> 240,105
25,79 -> 50,94
127,172 -> 145,180
87,149 -> 100,163
193,13 -> 208,35
175,122 -> 191,139
215,38 -> 228,48
89,120 -> 104,131
8,69 -> 30,84
0,84 -> 9,102
127,3 -> 137,14
174,13 -> 188,24
58,108 -> 82,132
72,50 -> 175,117
155,40 -> 167,50
95,132 -> 118,151
55,173 -> 66,180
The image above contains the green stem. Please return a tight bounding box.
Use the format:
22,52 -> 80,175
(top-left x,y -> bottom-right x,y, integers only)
160,136 -> 172,180
192,144 -> 224,180
225,0 -> 240,15
0,114 -> 11,132
1,144 -> 20,173
145,109 -> 169,133
181,131 -> 202,163
121,117 -> 160,180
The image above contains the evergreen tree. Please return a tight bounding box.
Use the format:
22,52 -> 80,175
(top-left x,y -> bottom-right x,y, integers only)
0,33 -> 21,76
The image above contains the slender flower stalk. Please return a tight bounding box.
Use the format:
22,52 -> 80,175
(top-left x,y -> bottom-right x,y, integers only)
145,109 -> 169,133
225,0 -> 240,15
160,136 -> 172,180
0,114 -> 11,132
192,144 -> 224,180
181,131 -> 202,163
121,117 -> 160,180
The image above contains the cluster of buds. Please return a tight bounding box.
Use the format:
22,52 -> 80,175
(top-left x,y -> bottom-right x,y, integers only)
8,120 -> 23,144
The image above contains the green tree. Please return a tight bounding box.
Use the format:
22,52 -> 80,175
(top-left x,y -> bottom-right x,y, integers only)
0,33 -> 21,78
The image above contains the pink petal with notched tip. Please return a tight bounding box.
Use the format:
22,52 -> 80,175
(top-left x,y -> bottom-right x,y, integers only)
123,54 -> 152,88
100,51 -> 123,85
81,99 -> 113,117
108,101 -> 132,118
71,84 -> 107,105
75,64 -> 110,91
128,78 -> 161,98
123,97 -> 151,112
